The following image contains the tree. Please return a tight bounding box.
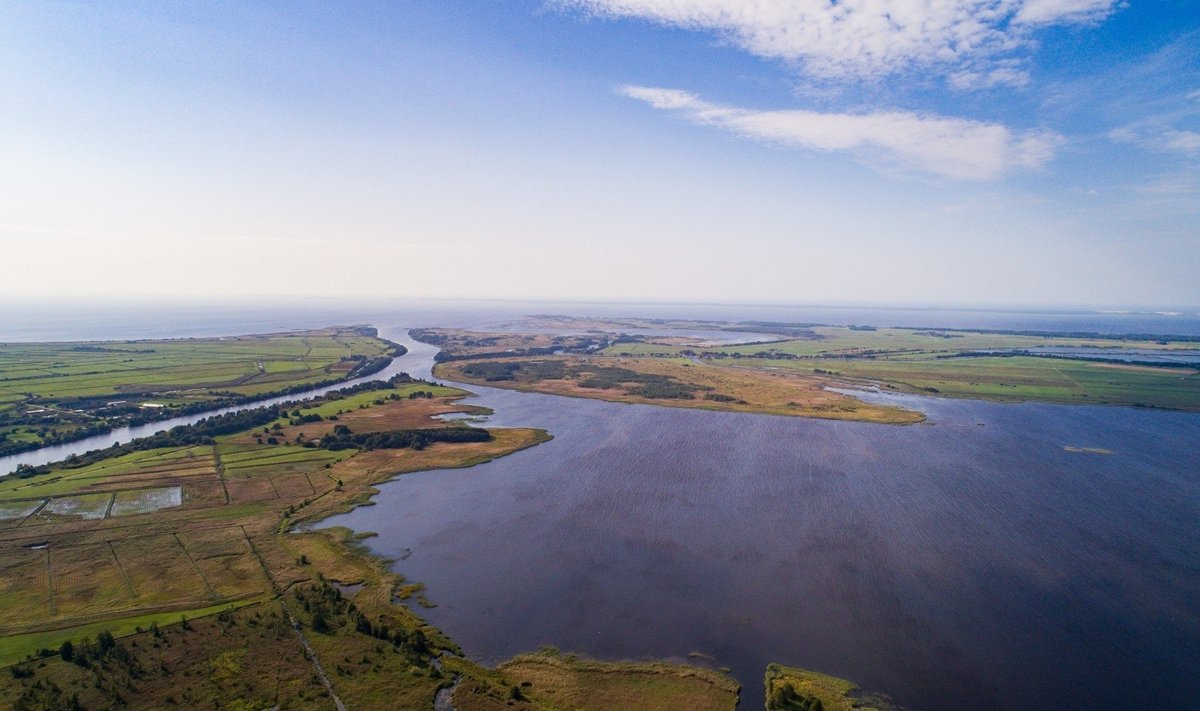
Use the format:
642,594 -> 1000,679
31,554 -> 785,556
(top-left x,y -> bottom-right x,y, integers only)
311,611 -> 331,634
97,631 -> 116,654
58,640 -> 73,662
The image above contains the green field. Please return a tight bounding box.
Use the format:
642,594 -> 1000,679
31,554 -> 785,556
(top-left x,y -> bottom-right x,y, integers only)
766,354 -> 1200,409
0,326 -> 398,456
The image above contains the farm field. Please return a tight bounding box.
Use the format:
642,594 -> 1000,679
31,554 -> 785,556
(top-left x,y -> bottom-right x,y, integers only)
0,378 -> 505,641
0,326 -> 400,456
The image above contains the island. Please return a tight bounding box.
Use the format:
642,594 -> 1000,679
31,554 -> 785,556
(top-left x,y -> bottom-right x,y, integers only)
419,316 -> 1200,415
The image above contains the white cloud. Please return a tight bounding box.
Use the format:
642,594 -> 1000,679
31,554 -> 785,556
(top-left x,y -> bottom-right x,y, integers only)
621,85 -> 1061,180
555,0 -> 1121,85
948,65 -> 1031,90
1110,126 -> 1200,157
1014,0 -> 1122,25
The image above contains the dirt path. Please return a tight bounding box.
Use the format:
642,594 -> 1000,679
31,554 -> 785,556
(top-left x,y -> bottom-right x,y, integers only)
212,444 -> 230,504
282,601 -> 347,711
240,526 -> 347,710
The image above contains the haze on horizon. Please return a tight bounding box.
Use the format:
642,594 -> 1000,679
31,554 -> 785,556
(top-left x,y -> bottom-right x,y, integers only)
1,1 -> 1197,308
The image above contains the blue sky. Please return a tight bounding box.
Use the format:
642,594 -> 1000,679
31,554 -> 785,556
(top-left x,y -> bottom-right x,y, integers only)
1,1 -> 1197,307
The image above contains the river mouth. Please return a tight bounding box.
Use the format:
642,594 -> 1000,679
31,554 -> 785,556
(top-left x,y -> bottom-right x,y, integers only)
322,329 -> 1200,711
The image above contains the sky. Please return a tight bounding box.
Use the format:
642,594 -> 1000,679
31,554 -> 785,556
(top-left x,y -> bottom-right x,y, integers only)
1,1 -> 1197,308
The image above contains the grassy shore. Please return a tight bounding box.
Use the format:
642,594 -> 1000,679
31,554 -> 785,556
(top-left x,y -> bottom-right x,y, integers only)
447,647 -> 739,711
764,663 -> 899,710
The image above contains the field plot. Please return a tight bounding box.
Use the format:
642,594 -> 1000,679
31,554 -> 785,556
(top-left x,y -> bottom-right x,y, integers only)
0,525 -> 268,635
110,532 -> 223,606
0,500 -> 42,521
272,472 -> 320,498
174,528 -> 269,599
39,492 -> 111,520
109,486 -> 182,516
0,550 -> 49,624
220,447 -> 341,504
220,447 -> 344,474
225,476 -> 283,503
44,543 -> 135,620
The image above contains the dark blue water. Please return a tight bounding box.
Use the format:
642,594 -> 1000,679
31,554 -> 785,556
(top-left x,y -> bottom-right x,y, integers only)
323,332 -> 1200,711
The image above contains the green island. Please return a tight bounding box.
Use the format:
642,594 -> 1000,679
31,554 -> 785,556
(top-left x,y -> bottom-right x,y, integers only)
420,316 -> 1200,418
0,330 -> 888,710
0,326 -> 401,458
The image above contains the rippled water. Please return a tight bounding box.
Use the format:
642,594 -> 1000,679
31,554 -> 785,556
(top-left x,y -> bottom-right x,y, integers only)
324,332 -> 1200,711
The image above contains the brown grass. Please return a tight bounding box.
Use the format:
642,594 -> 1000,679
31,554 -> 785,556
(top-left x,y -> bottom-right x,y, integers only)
449,649 -> 738,711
